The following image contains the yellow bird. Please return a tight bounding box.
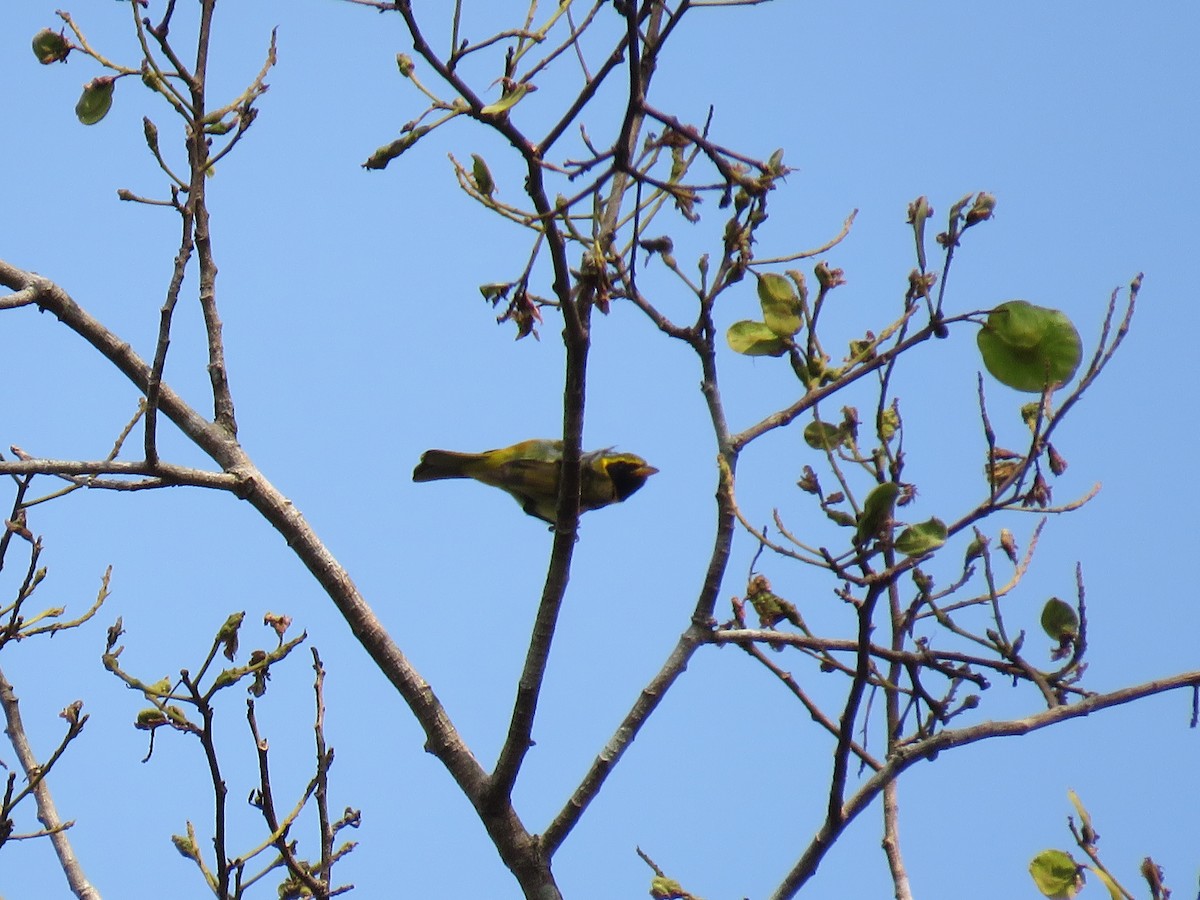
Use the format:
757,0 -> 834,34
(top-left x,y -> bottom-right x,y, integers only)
412,438 -> 657,523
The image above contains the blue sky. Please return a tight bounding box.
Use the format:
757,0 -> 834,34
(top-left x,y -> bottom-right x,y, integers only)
2,2 -> 1198,898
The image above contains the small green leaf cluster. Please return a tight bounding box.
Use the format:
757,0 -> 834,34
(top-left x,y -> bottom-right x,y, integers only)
727,272 -> 804,357
1030,792 -> 1162,900
104,612 -> 306,743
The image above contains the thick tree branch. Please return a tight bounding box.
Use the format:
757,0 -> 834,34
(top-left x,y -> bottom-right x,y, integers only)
0,258 -> 519,881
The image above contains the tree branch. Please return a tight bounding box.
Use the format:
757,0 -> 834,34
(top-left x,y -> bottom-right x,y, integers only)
0,258 -> 513,885
0,667 -> 99,900
771,670 -> 1200,898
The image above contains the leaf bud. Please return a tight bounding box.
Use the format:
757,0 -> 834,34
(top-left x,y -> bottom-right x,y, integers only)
999,528 -> 1018,564
1046,443 -> 1068,476
964,191 -> 996,227
814,261 -> 845,290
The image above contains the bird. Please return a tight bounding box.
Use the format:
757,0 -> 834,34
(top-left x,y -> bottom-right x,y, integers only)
412,438 -> 658,523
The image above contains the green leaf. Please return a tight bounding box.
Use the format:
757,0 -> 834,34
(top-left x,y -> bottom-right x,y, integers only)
216,611 -> 245,661
976,300 -> 1083,393
1040,597 -> 1079,641
757,272 -> 802,337
171,833 -> 198,858
75,76 -> 116,126
747,579 -> 802,629
856,482 -> 900,544
135,708 -> 168,729
479,282 -> 511,302
803,421 -> 844,451
32,28 -> 70,64
471,153 -> 495,197
906,195 -> 932,271
481,83 -> 529,117
727,320 -> 787,356
824,508 -> 857,528
894,517 -> 948,557
1066,790 -> 1092,834
1029,849 -> 1081,898
877,406 -> 900,442
649,875 -> 689,899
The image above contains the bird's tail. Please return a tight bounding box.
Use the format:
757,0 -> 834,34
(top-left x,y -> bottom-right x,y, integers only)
412,449 -> 483,482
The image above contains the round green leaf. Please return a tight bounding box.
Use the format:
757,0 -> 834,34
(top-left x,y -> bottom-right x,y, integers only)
727,320 -> 787,356
1040,597 -> 1079,641
894,517 -> 948,557
757,272 -> 802,337
32,28 -> 70,64
803,421 -> 844,450
977,300 -> 1083,393
75,76 -> 116,126
1029,849 -> 1080,898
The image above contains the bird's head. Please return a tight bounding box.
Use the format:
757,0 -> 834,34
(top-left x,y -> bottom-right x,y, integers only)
601,454 -> 659,501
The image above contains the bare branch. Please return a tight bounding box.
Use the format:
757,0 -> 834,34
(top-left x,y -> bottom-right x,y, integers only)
771,670 -> 1200,898
0,667 -> 99,899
